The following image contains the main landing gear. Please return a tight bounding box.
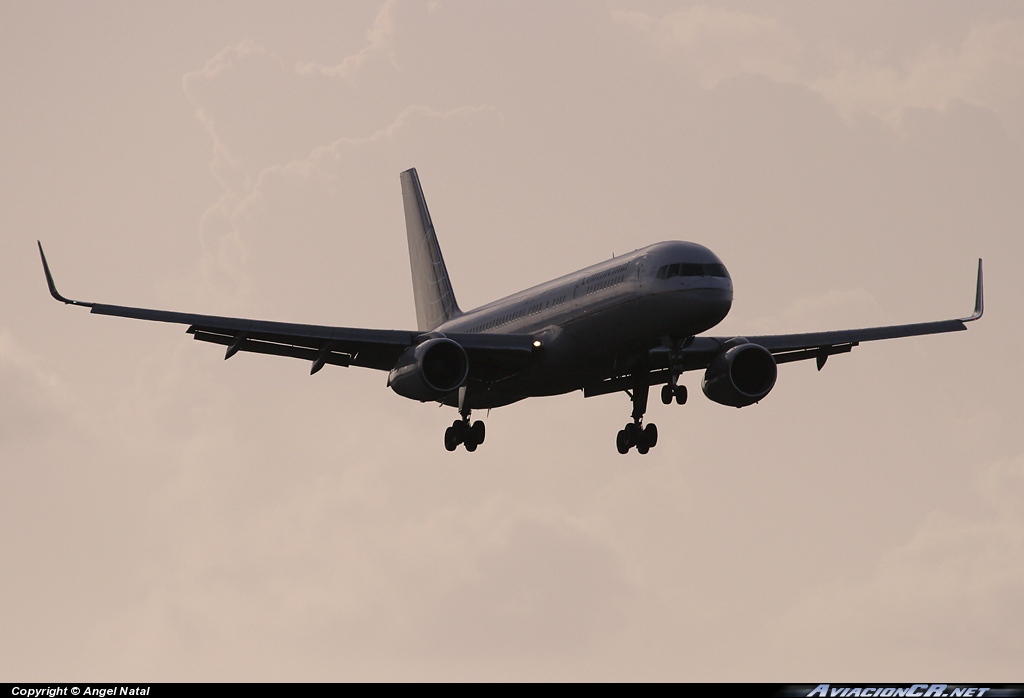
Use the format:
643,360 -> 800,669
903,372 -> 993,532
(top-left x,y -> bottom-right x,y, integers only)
617,368 -> 688,454
444,410 -> 486,452
616,378 -> 659,455
616,420 -> 658,455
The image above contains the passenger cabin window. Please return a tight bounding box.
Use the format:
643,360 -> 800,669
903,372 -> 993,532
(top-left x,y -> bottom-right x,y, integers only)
656,262 -> 729,279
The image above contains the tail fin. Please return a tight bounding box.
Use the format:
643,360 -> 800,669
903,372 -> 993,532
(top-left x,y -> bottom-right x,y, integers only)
401,168 -> 462,331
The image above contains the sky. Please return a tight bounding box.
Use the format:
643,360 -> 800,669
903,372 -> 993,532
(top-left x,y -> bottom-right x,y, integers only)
1,0 -> 1022,681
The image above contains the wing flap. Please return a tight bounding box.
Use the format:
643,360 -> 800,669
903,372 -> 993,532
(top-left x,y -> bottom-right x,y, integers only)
85,303 -> 415,370
192,330 -> 354,368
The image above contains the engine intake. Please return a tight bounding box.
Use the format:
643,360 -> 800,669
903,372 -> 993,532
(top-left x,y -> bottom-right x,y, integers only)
389,337 -> 469,402
702,342 -> 777,407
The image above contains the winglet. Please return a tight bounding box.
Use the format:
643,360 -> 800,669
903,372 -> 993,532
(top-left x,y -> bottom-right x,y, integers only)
962,258 -> 983,322
37,241 -> 93,307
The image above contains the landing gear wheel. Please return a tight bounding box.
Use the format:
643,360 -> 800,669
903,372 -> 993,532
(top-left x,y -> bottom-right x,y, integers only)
444,416 -> 485,452
470,420 -> 485,445
444,426 -> 458,452
643,423 -> 658,449
661,384 -> 673,405
663,384 -> 687,405
616,429 -> 630,454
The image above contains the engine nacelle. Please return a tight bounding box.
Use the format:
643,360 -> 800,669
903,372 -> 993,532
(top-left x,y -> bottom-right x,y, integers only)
702,342 -> 777,408
388,337 -> 469,402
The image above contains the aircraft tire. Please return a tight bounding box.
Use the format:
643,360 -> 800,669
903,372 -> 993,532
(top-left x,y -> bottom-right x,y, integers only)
675,386 -> 687,405
465,439 -> 478,452
444,426 -> 458,452
644,423 -> 658,448
452,419 -> 465,440
616,429 -> 630,454
471,420 -> 485,444
661,385 -> 673,405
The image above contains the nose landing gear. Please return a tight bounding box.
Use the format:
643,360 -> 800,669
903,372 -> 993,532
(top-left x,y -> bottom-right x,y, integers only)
661,383 -> 687,405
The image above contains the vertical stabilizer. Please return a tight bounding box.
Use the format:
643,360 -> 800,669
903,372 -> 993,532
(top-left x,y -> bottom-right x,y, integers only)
401,168 -> 462,331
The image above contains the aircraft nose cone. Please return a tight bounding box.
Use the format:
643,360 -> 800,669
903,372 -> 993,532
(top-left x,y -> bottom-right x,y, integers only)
692,286 -> 732,326
679,280 -> 729,327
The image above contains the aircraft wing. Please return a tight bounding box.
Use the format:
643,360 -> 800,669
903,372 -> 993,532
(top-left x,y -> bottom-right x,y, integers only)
686,259 -> 983,372
586,260 -> 983,397
38,243 -> 536,377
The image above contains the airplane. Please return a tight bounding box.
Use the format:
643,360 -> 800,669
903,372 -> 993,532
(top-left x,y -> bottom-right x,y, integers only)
38,168 -> 984,454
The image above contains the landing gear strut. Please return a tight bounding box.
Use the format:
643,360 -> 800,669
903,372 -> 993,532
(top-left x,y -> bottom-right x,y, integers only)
444,408 -> 486,452
616,376 -> 659,455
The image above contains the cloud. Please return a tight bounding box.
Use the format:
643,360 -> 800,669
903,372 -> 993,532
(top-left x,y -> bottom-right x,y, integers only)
0,327 -> 73,447
177,6 -> 503,315
178,14 -> 396,304
182,101 -> 500,317
67,484 -> 635,678
295,0 -> 397,78
612,5 -> 801,89
424,517 -> 636,657
772,451 -> 1024,675
813,18 -> 1024,133
613,6 -> 1024,145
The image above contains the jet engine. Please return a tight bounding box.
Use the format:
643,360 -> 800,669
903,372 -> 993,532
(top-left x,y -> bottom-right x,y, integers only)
388,337 -> 469,402
702,342 -> 777,407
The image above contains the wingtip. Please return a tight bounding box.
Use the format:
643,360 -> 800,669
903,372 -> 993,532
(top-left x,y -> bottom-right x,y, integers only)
963,257 -> 984,322
37,241 -> 92,307
37,240 -> 61,301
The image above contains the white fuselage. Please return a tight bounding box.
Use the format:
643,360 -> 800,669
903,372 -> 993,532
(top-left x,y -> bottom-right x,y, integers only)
437,241 -> 733,403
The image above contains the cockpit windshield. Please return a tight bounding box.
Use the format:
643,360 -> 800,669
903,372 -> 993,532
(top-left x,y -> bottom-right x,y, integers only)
655,262 -> 729,279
